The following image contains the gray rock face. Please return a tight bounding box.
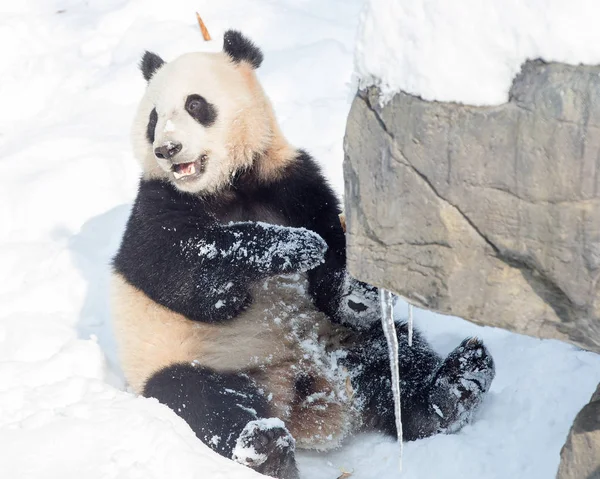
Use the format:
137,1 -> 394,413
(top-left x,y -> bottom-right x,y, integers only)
557,383 -> 600,479
344,60 -> 600,353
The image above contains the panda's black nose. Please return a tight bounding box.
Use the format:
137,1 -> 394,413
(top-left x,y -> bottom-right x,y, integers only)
154,142 -> 182,160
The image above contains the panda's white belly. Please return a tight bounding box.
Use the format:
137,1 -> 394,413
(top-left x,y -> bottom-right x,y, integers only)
111,272 -> 343,393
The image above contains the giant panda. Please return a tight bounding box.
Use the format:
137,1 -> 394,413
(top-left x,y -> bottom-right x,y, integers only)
111,30 -> 496,479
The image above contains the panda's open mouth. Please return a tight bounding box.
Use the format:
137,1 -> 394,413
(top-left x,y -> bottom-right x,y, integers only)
171,155 -> 208,180
172,162 -> 197,180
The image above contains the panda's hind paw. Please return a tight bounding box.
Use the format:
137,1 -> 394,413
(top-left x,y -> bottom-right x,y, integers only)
233,418 -> 300,479
428,336 -> 495,434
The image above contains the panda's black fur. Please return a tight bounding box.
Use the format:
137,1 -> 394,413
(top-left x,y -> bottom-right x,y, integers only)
114,152 -> 347,325
112,30 -> 496,479
140,51 -> 165,82
144,363 -> 271,459
223,29 -> 264,68
145,108 -> 157,143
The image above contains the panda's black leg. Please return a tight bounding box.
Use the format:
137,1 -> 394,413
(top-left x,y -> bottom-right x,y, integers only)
143,364 -> 299,479
345,323 -> 495,440
345,323 -> 442,440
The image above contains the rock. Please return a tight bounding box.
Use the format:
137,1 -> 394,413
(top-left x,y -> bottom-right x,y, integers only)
557,383 -> 600,479
343,60 -> 600,353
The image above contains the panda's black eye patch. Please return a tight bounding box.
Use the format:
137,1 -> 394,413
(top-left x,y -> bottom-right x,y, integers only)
146,108 -> 158,143
185,94 -> 217,127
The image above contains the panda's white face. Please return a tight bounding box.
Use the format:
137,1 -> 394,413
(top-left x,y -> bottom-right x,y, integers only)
132,34 -> 283,195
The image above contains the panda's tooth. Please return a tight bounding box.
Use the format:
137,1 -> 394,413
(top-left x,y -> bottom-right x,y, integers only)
173,163 -> 197,180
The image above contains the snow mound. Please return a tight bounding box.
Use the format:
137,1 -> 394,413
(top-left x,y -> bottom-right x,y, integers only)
0,328 -> 261,479
355,0 -> 600,105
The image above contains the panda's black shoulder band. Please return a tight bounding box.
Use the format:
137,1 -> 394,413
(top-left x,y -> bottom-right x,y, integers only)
223,30 -> 263,69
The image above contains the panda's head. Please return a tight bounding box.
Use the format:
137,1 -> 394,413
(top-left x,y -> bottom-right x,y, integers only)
132,30 -> 292,195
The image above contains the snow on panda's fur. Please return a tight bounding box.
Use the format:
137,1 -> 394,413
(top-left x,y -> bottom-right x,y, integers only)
111,30 -> 496,479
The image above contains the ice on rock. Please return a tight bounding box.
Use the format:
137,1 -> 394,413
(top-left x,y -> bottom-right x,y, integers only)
379,289 -> 403,472
408,303 -> 413,347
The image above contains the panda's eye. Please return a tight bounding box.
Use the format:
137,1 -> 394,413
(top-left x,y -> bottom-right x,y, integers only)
146,108 -> 158,143
188,99 -> 202,112
185,94 -> 218,127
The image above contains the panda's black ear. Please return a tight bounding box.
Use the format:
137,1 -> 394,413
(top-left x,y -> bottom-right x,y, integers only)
223,30 -> 263,69
140,51 -> 165,82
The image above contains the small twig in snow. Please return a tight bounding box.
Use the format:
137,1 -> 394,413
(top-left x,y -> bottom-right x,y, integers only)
196,13 -> 211,41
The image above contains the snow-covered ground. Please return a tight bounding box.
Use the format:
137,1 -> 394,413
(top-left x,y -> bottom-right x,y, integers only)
356,0 -> 600,105
1,1 -> 599,478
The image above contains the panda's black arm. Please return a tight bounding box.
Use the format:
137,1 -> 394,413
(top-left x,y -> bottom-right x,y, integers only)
113,179 -> 327,323
276,152 -> 380,326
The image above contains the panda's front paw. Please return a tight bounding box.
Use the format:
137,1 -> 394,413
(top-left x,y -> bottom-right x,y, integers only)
272,227 -> 328,274
232,418 -> 299,479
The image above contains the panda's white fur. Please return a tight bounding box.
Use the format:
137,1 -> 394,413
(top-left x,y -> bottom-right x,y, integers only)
131,51 -> 295,194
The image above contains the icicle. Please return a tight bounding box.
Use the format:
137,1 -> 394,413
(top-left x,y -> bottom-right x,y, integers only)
407,302 -> 413,347
379,289 -> 403,473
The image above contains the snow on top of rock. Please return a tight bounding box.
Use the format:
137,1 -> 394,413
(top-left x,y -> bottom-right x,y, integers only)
355,0 -> 600,105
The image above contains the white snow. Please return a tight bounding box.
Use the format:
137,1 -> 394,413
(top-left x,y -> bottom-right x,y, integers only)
164,119 -> 176,133
355,0 -> 600,105
1,1 -> 600,479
